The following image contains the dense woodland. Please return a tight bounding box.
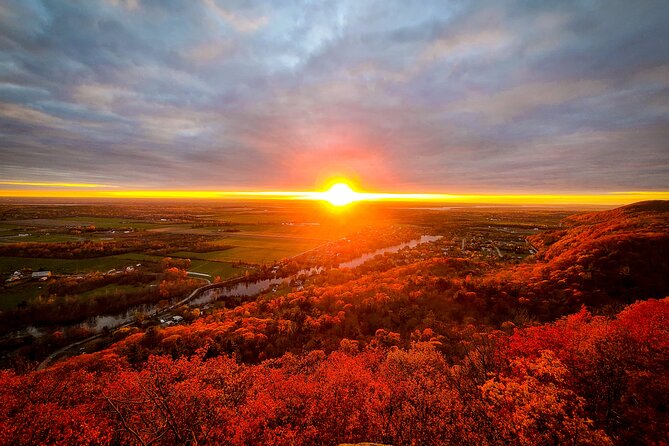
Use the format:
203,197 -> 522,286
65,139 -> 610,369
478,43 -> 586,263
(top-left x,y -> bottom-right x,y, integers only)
1,201 -> 668,445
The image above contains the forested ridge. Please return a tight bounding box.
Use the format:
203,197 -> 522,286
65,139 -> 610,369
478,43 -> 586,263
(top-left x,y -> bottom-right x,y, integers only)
1,202 -> 667,445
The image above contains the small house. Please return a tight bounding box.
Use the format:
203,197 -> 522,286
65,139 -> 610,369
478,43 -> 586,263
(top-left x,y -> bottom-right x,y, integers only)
31,271 -> 52,279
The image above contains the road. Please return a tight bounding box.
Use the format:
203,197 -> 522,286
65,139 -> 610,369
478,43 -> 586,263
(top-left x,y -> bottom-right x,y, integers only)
525,237 -> 539,253
36,235 -> 425,370
37,276 -> 218,370
38,239 -> 334,370
36,241 -> 336,370
489,241 -> 503,258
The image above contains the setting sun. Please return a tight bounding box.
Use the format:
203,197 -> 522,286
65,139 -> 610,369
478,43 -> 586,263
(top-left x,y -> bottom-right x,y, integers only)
1,2 -> 668,444
319,183 -> 359,206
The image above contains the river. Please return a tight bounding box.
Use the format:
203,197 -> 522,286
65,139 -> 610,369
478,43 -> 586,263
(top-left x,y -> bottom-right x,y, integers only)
22,235 -> 442,337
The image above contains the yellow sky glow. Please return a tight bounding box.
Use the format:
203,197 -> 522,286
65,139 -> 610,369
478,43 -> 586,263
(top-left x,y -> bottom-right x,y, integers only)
0,184 -> 667,205
0,180 -> 115,188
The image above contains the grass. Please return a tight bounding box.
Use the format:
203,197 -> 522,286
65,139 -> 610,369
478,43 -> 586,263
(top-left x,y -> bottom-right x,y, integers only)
57,217 -> 161,229
4,217 -> 161,230
0,282 -> 44,310
0,226 -> 17,236
0,279 -> 164,311
0,254 -> 162,275
222,213 -> 284,225
223,234 -> 324,247
77,283 -> 154,299
0,233 -> 86,244
170,250 -> 235,262
187,259 -> 247,279
171,235 -> 324,264
0,256 -> 244,310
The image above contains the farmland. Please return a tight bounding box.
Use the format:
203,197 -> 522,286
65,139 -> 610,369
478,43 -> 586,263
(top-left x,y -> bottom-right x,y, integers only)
0,201 -> 351,312
0,200 -> 577,331
1,199 -> 668,446
171,235 -> 325,264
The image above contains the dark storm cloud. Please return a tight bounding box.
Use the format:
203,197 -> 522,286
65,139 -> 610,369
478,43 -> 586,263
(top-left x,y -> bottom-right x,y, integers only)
0,0 -> 667,192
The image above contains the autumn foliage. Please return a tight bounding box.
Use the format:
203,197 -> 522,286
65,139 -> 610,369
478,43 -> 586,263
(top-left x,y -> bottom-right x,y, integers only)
1,202 -> 668,445
0,298 -> 667,445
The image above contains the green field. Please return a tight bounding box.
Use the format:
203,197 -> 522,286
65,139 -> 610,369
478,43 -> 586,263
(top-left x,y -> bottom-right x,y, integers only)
4,217 -> 161,230
0,233 -> 87,244
0,255 -> 244,310
58,217 -> 162,229
77,283 -> 155,299
0,253 -> 162,275
0,204 -> 337,313
172,235 -> 324,264
0,277 -> 164,311
0,208 -> 332,294
187,259 -> 247,279
0,282 -> 44,310
147,222 -> 316,236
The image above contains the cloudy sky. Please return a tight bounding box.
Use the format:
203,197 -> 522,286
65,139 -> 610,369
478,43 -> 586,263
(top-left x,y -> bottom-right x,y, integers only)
0,0 -> 668,193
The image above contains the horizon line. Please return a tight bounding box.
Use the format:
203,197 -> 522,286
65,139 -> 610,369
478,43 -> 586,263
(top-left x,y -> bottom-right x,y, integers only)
0,188 -> 668,205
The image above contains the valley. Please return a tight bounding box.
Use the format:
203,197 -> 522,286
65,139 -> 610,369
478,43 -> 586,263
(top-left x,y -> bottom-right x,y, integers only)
1,200 -> 667,444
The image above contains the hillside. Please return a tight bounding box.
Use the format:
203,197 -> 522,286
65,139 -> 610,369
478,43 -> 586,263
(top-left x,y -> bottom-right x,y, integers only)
524,200 -> 669,304
2,298 -> 667,445
1,202 -> 668,445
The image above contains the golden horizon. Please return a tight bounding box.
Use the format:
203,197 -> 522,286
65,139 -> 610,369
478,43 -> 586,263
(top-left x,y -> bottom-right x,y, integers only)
0,183 -> 668,206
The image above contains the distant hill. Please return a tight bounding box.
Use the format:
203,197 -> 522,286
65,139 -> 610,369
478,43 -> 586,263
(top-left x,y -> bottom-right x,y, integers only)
571,200 -> 669,223
528,200 -> 669,304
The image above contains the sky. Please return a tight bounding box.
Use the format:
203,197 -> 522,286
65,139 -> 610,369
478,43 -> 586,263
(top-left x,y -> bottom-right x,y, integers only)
0,0 -> 668,195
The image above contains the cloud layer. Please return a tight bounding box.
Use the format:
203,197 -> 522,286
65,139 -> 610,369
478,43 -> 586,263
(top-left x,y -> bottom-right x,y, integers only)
1,0 -> 668,192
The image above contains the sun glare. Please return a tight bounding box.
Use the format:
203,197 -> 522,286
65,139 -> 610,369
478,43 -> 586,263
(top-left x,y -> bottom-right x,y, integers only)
1,182 -> 669,205
320,183 -> 359,206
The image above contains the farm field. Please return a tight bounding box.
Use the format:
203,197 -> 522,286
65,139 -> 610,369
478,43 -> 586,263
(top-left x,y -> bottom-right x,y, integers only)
4,217 -> 162,230
172,235 -> 325,264
0,233 -> 86,244
2,3 -> 667,442
0,253 -> 159,275
76,282 -> 158,299
1,199 -> 667,446
0,200 -> 576,320
0,203 -> 342,312
186,259 -> 248,279
0,282 -> 44,310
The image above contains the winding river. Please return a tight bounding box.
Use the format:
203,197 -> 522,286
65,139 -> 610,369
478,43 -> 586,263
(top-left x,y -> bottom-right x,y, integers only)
27,235 -> 442,338
192,235 -> 442,307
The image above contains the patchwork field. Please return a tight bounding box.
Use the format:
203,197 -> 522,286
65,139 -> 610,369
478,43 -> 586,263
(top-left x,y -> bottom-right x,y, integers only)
7,217 -> 162,230
0,203 -> 344,310
0,253 -> 160,275
172,235 -> 325,264
186,259 -> 248,278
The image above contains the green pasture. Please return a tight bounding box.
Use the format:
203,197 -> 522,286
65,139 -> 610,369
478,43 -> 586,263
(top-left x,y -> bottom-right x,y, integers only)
172,235 -> 323,264
0,253 -> 162,275
0,233 -> 87,244
187,259 -> 247,279
77,283 -> 155,299
4,217 -> 160,230
57,217 -> 161,229
0,282 -> 44,310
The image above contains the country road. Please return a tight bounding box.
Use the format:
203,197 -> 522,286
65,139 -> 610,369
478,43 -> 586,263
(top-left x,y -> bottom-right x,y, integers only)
35,235 -> 438,370
37,275 -> 217,370
489,241 -> 503,258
